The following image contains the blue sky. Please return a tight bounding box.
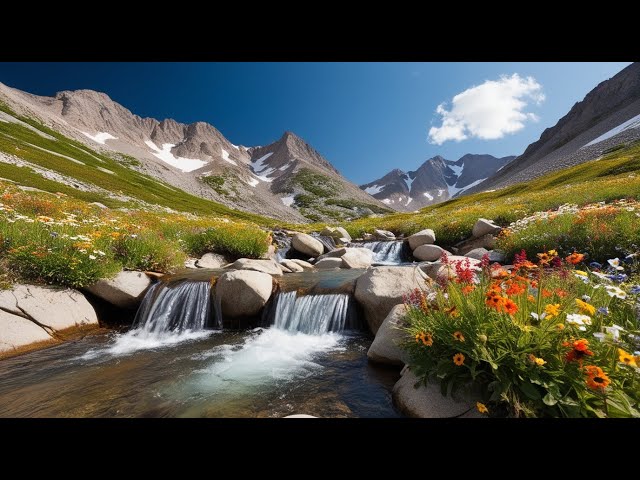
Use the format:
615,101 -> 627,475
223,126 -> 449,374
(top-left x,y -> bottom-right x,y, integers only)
0,62 -> 630,184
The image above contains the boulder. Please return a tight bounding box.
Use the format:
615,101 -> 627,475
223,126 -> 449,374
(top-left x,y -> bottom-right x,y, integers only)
456,234 -> 497,255
392,368 -> 481,418
227,258 -> 283,276
472,218 -> 501,238
363,233 -> 376,241
408,229 -> 436,250
279,264 -> 293,273
184,258 -> 198,269
419,256 -> 481,281
335,227 -> 352,242
0,310 -> 53,353
315,258 -> 344,270
215,270 -> 273,318
291,233 -> 324,257
320,226 -> 352,242
84,270 -> 151,308
280,259 -> 304,273
465,248 -> 505,263
374,229 -> 396,240
464,247 -> 489,260
341,248 -> 374,269
413,244 -> 447,262
0,284 -> 98,332
288,259 -> 315,271
354,266 -> 430,334
316,247 -> 347,261
367,305 -> 411,366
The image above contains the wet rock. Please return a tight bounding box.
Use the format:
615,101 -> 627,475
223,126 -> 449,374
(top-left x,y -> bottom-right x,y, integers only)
0,310 -> 53,353
280,259 -> 304,273
367,304 -> 411,366
84,270 -> 151,308
291,233 -> 325,257
408,229 -> 436,250
215,270 -> 273,318
341,248 -> 374,269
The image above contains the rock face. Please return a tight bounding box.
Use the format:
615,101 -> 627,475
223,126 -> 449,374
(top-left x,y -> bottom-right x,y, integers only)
472,218 -> 501,238
280,259 -> 304,273
291,233 -> 324,257
367,305 -> 411,366
84,270 -> 151,308
341,248 -> 374,269
228,258 -> 283,276
315,257 -> 344,270
413,244 -> 446,262
0,310 -> 53,354
392,368 -> 480,418
196,253 -> 230,269
354,266 -> 430,334
407,229 -> 436,250
0,284 -> 98,332
215,270 -> 273,318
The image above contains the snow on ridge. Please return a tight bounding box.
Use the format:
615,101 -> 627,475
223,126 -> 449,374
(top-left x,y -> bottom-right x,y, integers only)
145,140 -> 208,173
245,178 -> 259,187
405,173 -> 415,192
447,161 -> 464,177
405,197 -> 412,206
252,152 -> 273,172
82,131 -> 117,145
437,189 -> 444,197
583,113 -> 640,148
382,198 -> 392,205
281,195 -> 295,207
423,192 -> 434,201
230,143 -> 240,150
448,177 -> 487,197
221,148 -> 238,166
365,184 -> 384,195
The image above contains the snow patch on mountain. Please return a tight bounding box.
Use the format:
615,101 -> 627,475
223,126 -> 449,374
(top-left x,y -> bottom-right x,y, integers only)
221,148 -> 238,166
365,184 -> 384,195
82,131 -> 117,145
145,140 -> 208,172
582,112 -> 640,147
281,195 -> 295,207
423,192 -> 433,201
449,177 -> 487,197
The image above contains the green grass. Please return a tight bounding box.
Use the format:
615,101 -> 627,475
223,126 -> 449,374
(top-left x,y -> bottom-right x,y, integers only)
200,175 -> 228,195
0,103 -> 277,226
337,141 -> 640,246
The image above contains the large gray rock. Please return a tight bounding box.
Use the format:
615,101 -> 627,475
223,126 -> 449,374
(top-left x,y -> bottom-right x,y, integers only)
316,247 -> 347,261
465,248 -> 506,263
320,226 -> 352,242
374,229 -> 396,240
472,218 -> 501,238
288,259 -> 315,271
196,253 -> 230,269
341,248 -> 374,269
456,234 -> 497,255
392,368 -> 480,418
0,284 -> 98,332
408,229 -> 436,250
315,257 -> 344,270
84,270 -> 151,308
413,244 -> 447,262
291,233 -> 324,257
228,258 -> 283,276
367,305 -> 411,366
419,256 -> 481,281
0,310 -> 53,354
354,266 -> 430,334
215,270 -> 273,318
363,233 -> 376,241
280,259 -> 304,273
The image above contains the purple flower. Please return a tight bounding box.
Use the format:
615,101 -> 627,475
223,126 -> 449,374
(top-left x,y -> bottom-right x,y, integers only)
607,273 -> 628,283
589,261 -> 602,270
597,306 -> 609,315
630,285 -> 640,295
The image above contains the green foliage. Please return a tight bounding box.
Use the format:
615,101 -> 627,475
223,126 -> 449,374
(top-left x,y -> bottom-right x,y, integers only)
294,193 -> 316,208
184,223 -> 270,259
403,255 -> 640,417
291,168 -> 338,197
112,233 -> 186,272
201,175 -> 228,195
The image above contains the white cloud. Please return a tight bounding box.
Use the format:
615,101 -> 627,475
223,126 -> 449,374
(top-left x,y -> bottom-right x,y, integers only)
428,73 -> 545,145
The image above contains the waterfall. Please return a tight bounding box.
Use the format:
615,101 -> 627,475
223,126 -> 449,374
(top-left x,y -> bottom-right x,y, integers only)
268,291 -> 360,334
132,280 -> 216,333
353,241 -> 410,264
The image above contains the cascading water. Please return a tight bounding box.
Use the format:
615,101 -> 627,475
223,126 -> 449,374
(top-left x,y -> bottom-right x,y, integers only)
352,241 -> 411,264
271,291 -> 359,334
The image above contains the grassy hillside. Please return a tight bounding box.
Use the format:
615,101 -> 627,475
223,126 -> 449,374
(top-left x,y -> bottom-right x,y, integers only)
335,140 -> 640,248
0,102 -> 277,226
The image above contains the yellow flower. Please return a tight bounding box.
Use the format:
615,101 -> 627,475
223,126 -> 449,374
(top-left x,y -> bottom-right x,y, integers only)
556,323 -> 565,331
547,249 -> 558,257
574,270 -> 588,277
575,299 -> 596,316
453,331 -> 465,342
544,303 -> 561,319
476,402 -> 488,414
453,353 -> 465,366
535,357 -> 546,366
618,348 -> 638,367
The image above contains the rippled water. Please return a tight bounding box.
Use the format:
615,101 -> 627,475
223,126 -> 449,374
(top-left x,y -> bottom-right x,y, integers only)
0,328 -> 401,418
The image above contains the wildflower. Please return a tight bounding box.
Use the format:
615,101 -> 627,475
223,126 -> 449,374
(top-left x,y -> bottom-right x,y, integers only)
547,249 -> 558,257
618,348 -> 637,367
629,285 -> 640,295
544,304 -> 561,319
575,299 -> 596,316
605,324 -> 624,341
605,286 -> 627,299
503,298 -> 518,315
476,402 -> 488,414
589,261 -> 602,270
584,366 -> 610,391
566,252 -> 585,265
565,338 -> 594,362
445,305 -> 460,318
607,273 -> 628,283
486,293 -> 505,311
537,252 -> 551,264
453,331 -> 465,342
607,258 -> 624,271
527,295 -> 535,302
453,353 -> 465,366
542,288 -> 553,298
556,323 -> 565,331
597,307 -> 609,315
530,312 -> 546,321
506,283 -> 526,295
556,289 -> 568,298
88,255 -> 96,260
566,313 -> 592,331
528,354 -> 547,366
415,332 -> 433,347
461,285 -> 475,294
574,270 -> 588,277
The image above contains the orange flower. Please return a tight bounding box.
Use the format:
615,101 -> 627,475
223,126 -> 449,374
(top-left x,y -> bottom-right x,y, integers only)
415,332 -> 433,347
584,365 -> 610,391
565,338 -> 594,363
542,289 -> 553,298
453,331 -> 465,342
565,253 -> 585,265
503,298 -> 518,315
453,353 -> 465,366
486,294 -> 505,311
445,306 -> 460,318
556,289 -> 568,298
537,252 -> 550,264
476,402 -> 488,414
527,295 -> 535,302
506,283 -> 526,296
461,285 -> 475,294
575,299 -> 596,316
